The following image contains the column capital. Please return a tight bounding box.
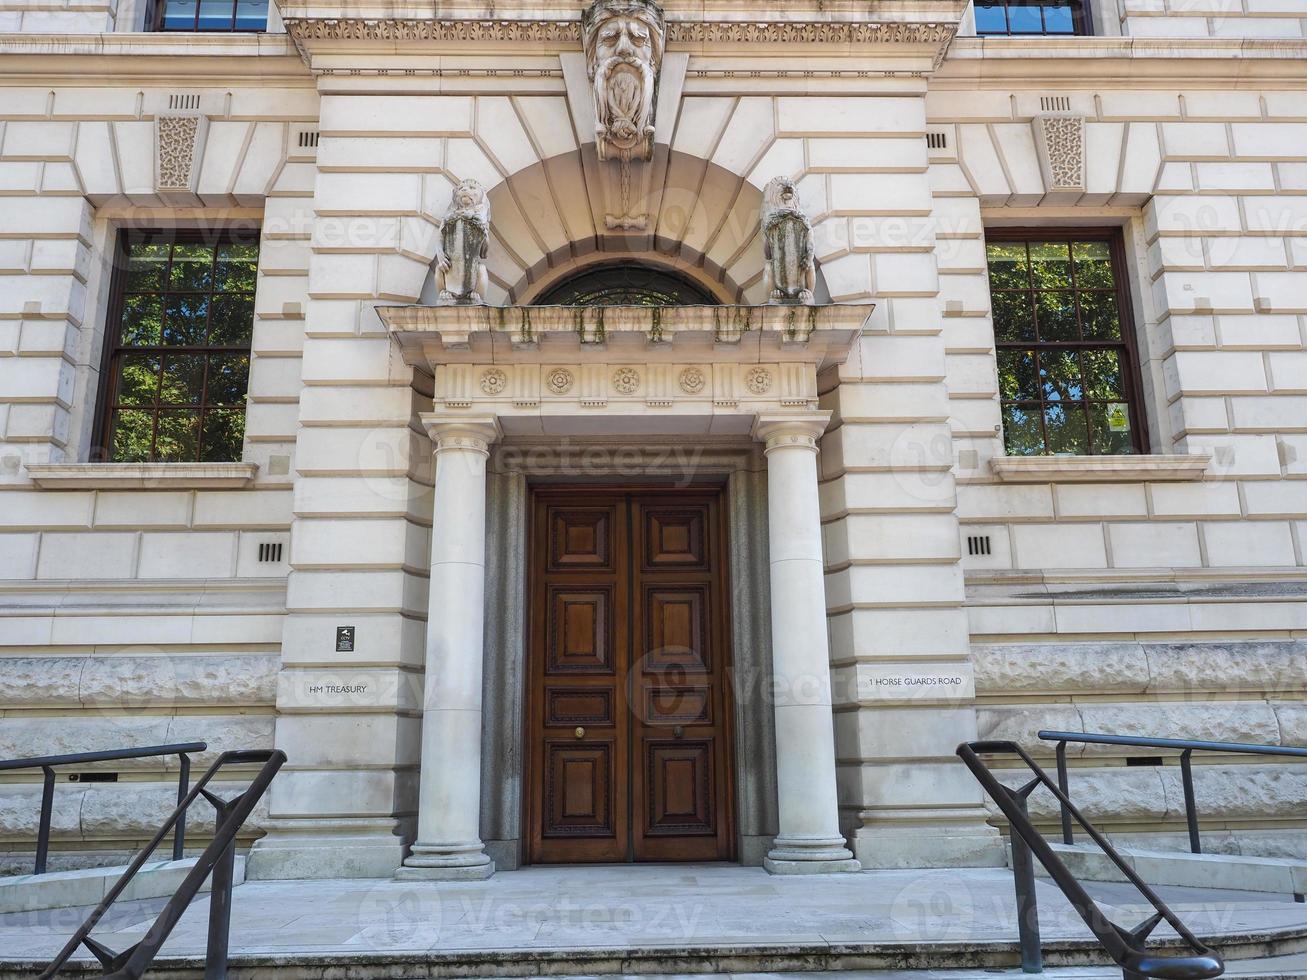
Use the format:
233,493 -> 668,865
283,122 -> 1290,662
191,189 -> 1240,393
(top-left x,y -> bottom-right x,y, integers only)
752,411 -> 832,453
420,413 -> 501,455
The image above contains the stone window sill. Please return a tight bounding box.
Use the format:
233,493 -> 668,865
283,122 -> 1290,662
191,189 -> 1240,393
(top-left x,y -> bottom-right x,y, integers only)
988,454 -> 1212,483
24,462 -> 259,490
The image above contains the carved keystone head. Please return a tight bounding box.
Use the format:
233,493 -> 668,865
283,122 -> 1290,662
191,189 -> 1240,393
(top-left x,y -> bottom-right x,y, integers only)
582,0 -> 665,78
582,0 -> 665,162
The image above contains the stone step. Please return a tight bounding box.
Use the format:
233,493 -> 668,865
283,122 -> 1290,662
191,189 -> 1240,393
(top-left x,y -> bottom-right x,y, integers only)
1025,843 -> 1307,898
0,855 -> 246,914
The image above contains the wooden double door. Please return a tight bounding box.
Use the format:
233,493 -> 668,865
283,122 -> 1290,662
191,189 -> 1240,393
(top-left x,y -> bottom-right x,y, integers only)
526,487 -> 735,864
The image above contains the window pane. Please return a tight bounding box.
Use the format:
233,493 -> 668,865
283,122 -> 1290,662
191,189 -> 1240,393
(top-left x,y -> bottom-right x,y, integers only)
198,0 -> 234,29
1034,290 -> 1078,341
992,291 -> 1036,342
110,410 -> 155,462
163,295 -> 209,345
1002,403 -> 1045,455
161,0 -> 197,29
155,409 -> 201,461
974,2 -> 1008,32
1044,403 -> 1088,454
160,354 -> 206,406
1073,241 -> 1114,289
207,354 -> 250,406
125,242 -> 169,291
215,244 -> 258,292
997,349 -> 1039,401
201,409 -> 246,461
1028,241 -> 1072,288
116,354 -> 161,406
987,242 -> 1030,289
1081,348 -> 1125,400
233,0 -> 267,30
1078,290 -> 1121,340
120,294 -> 164,346
208,294 -> 255,346
1038,348 -> 1083,401
1008,3 -> 1045,31
1043,4 -> 1075,31
169,243 -> 214,291
1089,402 -> 1135,455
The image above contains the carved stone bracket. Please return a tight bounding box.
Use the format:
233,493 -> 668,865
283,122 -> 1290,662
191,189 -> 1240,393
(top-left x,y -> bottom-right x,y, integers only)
154,113 -> 208,197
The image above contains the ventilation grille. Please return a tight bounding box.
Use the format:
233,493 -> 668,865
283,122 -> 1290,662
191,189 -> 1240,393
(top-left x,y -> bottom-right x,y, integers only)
168,93 -> 201,111
966,535 -> 992,557
926,131 -> 948,150
258,542 -> 284,563
69,772 -> 118,783
297,130 -> 320,148
1039,95 -> 1071,113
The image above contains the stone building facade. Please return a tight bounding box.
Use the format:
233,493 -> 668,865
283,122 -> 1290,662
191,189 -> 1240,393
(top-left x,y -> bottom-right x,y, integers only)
1,0 -> 1306,879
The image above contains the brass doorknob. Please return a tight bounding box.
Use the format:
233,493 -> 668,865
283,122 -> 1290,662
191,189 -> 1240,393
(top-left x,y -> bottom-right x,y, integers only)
673,725 -> 684,739
574,726 -> 585,739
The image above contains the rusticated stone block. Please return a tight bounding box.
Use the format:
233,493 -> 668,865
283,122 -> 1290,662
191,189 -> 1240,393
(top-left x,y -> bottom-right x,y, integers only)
1275,703 -> 1307,746
78,654 -> 279,707
976,705 -> 1083,749
0,657 -> 84,707
0,785 -> 83,837
1078,702 -> 1282,753
1163,765 -> 1307,821
0,715 -> 272,769
1144,640 -> 1307,695
994,766 -> 1168,823
79,781 -> 269,837
164,715 -> 275,764
973,642 -> 1150,696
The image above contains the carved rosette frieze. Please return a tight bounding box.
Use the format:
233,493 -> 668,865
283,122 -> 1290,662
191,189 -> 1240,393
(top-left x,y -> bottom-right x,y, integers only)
434,362 -> 817,413
155,114 -> 208,195
1033,115 -> 1086,196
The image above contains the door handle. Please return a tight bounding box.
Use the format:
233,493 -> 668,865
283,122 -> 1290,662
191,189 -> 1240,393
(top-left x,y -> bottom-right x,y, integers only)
673,725 -> 684,739
574,727 -> 585,739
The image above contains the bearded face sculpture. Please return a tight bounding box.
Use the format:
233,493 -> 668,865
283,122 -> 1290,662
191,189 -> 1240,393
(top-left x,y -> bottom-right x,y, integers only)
583,0 -> 665,163
761,177 -> 817,305
435,178 -> 490,306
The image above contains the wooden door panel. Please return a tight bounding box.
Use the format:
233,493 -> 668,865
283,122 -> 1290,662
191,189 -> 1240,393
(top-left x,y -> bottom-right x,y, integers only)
546,586 -> 613,673
528,490 -> 732,865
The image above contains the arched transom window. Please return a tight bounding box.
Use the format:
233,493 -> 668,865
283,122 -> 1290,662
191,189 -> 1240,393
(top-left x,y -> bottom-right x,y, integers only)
534,263 -> 720,307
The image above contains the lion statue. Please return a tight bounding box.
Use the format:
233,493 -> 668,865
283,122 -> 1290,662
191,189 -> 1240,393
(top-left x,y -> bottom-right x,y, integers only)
435,178 -> 490,305
761,177 -> 816,305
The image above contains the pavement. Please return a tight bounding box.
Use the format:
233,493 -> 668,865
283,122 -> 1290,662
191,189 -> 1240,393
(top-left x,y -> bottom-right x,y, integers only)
4,864 -> 1307,974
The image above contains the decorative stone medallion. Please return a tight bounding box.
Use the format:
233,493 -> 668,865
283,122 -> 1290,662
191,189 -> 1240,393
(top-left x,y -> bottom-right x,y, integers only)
480,368 -> 507,395
678,367 -> 706,394
612,367 -> 641,394
545,368 -> 575,395
745,366 -> 772,394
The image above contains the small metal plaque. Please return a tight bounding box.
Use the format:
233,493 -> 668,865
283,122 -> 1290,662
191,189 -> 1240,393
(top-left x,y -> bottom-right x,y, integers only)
335,626 -> 355,653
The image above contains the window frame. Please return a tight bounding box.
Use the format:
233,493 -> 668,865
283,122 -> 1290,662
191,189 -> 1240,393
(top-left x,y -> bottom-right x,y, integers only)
985,226 -> 1151,457
973,0 -> 1094,36
146,0 -> 268,32
92,227 -> 259,465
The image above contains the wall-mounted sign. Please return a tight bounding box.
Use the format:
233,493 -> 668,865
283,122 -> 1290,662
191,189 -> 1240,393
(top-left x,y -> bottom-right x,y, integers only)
336,626 -> 355,653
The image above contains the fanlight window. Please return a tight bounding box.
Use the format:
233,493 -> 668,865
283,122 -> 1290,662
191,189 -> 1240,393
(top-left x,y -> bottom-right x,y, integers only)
534,263 -> 719,307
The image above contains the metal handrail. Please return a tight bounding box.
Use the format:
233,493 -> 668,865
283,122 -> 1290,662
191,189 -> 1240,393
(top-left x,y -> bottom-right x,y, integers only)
1039,730 -> 1307,854
0,742 -> 206,875
40,748 -> 286,980
958,740 -> 1225,980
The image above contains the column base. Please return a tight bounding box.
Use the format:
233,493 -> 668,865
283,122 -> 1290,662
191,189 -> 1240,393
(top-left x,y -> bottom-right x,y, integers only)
246,821 -> 407,880
765,835 -> 861,875
397,841 -> 496,881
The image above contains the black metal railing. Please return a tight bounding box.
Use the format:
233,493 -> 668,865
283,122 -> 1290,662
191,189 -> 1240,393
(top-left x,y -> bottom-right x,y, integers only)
0,742 -> 206,875
40,748 -> 286,980
958,740 -> 1225,980
1041,730 -> 1307,855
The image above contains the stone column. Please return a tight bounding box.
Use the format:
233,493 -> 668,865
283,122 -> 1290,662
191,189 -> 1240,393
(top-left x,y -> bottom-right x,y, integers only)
397,413 -> 499,880
753,411 -> 860,875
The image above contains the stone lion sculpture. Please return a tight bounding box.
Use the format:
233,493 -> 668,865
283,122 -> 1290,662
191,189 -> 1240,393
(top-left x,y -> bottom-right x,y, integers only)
761,177 -> 816,305
435,178 -> 490,306
583,0 -> 665,163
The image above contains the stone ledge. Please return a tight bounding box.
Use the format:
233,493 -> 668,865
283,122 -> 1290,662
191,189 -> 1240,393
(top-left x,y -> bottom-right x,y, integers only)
0,855 -> 245,913
989,454 -> 1211,484
23,463 -> 259,490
